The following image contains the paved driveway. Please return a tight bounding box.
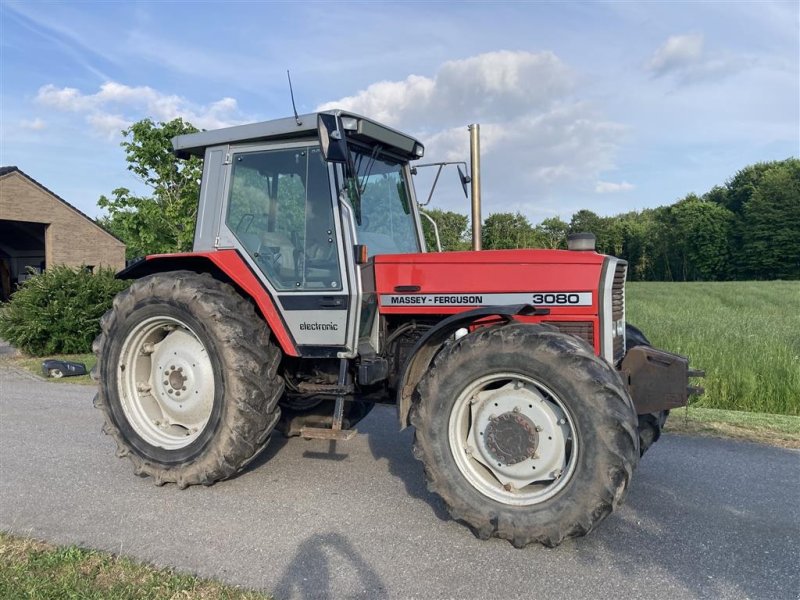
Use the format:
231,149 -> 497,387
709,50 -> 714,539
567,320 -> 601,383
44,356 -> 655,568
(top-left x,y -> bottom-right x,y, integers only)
1,365 -> 798,599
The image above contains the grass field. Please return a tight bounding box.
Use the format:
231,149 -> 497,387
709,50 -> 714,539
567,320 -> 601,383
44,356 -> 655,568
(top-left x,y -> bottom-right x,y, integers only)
627,281 -> 800,416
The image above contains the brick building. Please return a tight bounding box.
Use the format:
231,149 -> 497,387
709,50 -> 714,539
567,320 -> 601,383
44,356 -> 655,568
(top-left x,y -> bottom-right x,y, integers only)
0,166 -> 126,300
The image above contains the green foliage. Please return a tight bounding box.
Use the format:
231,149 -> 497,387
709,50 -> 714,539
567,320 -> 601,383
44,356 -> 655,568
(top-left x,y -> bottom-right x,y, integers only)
534,217 -> 568,249
627,281 -> 800,415
739,160 -> 800,279
420,208 -> 470,251
0,533 -> 267,600
0,266 -> 130,356
98,118 -> 202,259
482,212 -> 541,249
428,158 -> 798,281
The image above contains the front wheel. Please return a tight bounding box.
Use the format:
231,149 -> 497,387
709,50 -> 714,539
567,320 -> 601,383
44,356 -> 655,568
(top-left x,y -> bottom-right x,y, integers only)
411,323 -> 639,547
93,271 -> 284,487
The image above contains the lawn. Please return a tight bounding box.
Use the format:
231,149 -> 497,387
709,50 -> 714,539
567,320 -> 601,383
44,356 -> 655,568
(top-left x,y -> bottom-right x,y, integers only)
2,352 -> 96,385
0,533 -> 268,600
626,281 -> 800,416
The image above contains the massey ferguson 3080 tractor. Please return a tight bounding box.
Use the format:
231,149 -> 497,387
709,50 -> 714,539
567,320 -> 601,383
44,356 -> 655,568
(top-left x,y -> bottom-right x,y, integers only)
94,111 -> 703,547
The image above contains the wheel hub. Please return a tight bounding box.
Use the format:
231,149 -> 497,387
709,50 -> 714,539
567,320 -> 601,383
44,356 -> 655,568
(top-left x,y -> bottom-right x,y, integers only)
117,316 -> 215,450
454,377 -> 574,504
484,412 -> 539,465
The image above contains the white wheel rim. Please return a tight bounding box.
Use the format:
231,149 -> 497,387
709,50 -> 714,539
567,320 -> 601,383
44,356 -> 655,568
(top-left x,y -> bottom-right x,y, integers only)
448,372 -> 579,506
117,316 -> 215,450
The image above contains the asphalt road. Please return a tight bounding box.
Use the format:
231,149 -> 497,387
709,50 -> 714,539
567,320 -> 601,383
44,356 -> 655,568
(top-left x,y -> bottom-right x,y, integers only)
1,364 -> 798,600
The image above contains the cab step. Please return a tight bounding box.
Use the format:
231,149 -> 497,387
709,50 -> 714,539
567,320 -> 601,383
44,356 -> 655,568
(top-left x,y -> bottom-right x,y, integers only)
299,358 -> 357,441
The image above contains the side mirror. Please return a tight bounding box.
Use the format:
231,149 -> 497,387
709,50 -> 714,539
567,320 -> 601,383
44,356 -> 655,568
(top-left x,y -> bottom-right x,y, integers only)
457,165 -> 471,199
317,113 -> 349,163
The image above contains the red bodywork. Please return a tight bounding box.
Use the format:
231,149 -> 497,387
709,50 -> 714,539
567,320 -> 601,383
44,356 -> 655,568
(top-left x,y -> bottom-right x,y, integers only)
136,248 -> 607,358
374,249 -> 607,351
139,251 -> 300,357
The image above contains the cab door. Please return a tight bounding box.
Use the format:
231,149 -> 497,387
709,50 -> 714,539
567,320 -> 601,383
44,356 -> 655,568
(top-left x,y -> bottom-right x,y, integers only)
221,143 -> 352,351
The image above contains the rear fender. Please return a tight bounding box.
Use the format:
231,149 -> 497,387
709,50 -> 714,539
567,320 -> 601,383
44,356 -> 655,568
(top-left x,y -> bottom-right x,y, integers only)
396,304 -> 548,429
118,251 -> 299,357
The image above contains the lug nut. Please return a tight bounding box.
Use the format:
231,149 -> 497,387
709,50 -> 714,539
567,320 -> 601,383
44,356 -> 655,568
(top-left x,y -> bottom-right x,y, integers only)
175,391 -> 181,397
167,389 -> 173,394
163,380 -> 169,385
182,386 -> 187,391
177,367 -> 183,372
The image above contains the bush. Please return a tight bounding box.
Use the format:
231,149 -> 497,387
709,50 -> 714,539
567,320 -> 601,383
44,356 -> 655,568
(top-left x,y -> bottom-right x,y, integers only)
0,266 -> 130,356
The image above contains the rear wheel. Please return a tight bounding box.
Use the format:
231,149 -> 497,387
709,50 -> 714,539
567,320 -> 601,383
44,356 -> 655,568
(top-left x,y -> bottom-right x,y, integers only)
93,271 -> 283,487
626,323 -> 670,456
411,323 -> 639,547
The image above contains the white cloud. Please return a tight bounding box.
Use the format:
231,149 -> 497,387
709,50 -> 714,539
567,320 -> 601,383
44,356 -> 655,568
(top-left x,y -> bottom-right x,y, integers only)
19,118 -> 47,131
87,113 -> 132,140
595,180 -> 635,194
318,51 -> 625,220
648,34 -> 705,76
36,82 -> 246,138
647,33 -> 742,83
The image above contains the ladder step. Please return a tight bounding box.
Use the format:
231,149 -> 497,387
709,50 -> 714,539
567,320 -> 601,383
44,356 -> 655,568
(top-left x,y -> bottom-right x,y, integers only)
300,426 -> 357,441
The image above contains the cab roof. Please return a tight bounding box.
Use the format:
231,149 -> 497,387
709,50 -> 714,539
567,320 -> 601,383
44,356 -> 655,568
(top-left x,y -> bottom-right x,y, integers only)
171,109 -> 424,160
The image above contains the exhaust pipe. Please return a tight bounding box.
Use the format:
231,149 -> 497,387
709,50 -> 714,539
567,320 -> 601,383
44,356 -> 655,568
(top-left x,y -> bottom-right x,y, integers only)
469,124 -> 482,251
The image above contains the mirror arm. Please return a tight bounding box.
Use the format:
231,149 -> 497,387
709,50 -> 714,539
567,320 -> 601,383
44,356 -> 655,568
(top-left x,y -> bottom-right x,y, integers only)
419,209 -> 443,252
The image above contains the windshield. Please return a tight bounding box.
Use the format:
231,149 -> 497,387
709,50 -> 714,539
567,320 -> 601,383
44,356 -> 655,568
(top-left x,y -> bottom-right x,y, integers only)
349,147 -> 420,256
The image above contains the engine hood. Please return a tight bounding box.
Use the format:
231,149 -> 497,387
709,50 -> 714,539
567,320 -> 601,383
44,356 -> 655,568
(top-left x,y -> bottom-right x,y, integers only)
373,249 -> 607,316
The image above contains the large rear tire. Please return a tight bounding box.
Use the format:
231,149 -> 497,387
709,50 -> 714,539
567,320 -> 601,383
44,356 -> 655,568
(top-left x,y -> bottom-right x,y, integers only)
626,323 -> 670,456
411,323 -> 639,548
93,271 -> 283,487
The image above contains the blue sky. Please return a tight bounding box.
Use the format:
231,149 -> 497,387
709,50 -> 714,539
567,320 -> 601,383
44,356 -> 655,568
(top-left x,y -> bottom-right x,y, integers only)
1,1 -> 798,224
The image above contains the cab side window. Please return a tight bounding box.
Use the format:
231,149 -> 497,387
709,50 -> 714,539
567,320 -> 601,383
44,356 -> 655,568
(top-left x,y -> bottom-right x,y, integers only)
226,146 -> 341,291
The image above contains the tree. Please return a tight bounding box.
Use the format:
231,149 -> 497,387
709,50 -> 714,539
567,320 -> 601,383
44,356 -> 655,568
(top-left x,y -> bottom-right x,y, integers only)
534,217 -> 568,249
739,160 -> 800,279
420,208 -> 470,251
482,212 -> 537,249
98,118 -> 202,258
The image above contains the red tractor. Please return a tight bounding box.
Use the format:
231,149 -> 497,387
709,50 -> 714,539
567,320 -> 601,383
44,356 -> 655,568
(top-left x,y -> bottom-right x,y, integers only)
94,111 -> 702,547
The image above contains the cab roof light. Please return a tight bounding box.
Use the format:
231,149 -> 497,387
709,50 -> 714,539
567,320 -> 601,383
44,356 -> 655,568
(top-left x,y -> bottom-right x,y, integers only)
341,117 -> 359,131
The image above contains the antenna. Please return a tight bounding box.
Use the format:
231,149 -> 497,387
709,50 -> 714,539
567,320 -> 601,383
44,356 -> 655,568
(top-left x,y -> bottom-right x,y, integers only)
287,70 -> 302,126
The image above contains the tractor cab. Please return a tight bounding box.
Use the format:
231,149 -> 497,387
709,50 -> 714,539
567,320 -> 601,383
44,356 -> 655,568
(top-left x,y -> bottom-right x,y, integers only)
172,110 -> 427,355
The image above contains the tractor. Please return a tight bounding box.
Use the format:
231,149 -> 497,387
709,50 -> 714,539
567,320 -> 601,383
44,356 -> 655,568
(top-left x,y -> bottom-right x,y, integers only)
93,110 -> 703,547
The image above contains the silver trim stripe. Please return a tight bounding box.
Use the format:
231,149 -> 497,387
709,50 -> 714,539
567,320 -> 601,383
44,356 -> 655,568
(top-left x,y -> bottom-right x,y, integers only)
380,292 -> 593,307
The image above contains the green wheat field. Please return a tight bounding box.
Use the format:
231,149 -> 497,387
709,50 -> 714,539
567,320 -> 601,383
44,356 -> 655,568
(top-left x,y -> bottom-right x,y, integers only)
626,281 -> 800,416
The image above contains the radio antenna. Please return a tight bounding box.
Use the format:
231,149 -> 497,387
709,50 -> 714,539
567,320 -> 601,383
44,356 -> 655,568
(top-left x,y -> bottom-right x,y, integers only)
287,70 -> 302,126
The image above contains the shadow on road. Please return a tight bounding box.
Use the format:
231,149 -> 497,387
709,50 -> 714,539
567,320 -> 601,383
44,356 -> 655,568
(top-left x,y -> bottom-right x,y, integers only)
239,432 -> 290,476
363,407 -> 450,522
273,532 -> 387,600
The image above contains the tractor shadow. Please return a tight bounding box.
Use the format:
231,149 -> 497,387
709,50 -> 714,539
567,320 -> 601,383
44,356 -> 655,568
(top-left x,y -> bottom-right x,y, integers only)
273,531 -> 387,600
362,405 -> 450,522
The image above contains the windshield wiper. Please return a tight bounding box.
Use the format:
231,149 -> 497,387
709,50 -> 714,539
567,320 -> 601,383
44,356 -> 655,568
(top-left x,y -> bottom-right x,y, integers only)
358,144 -> 382,196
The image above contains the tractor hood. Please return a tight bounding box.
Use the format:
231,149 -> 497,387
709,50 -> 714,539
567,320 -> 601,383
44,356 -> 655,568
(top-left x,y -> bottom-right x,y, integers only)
373,249 -> 608,318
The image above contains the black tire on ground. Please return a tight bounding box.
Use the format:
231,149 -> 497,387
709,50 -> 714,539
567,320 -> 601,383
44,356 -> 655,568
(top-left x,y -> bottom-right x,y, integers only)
410,323 -> 639,548
92,271 -> 283,488
626,323 -> 670,456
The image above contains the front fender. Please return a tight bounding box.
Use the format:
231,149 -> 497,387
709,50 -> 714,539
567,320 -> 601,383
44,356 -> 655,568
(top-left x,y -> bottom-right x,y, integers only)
396,304 -> 548,429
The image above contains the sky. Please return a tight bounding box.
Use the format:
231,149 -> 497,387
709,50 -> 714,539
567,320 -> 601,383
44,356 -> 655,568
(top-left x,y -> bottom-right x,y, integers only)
1,1 -> 798,224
